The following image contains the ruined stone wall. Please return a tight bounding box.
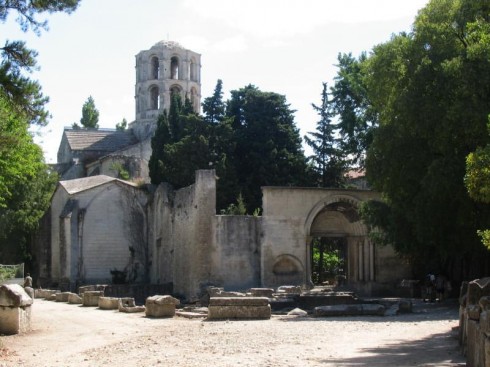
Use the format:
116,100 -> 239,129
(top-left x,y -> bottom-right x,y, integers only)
259,186 -> 409,294
50,182 -> 148,288
170,170 -> 216,300
148,183 -> 174,285
212,215 -> 261,291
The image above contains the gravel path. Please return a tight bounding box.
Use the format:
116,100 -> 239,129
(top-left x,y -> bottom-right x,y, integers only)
0,299 -> 466,367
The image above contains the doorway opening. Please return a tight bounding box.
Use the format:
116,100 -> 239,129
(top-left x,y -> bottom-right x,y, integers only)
311,237 -> 347,286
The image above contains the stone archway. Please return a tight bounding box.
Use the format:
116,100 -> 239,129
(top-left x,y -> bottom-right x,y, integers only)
304,195 -> 373,289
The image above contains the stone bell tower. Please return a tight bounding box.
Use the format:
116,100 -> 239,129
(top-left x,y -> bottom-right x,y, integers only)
132,41 -> 201,140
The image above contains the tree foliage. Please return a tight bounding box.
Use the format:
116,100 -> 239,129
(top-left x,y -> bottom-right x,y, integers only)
79,95 -> 99,129
0,92 -> 58,262
360,0 -> 490,279
331,53 -> 377,168
149,83 -> 310,213
116,118 -> 127,131
305,82 -> 345,188
0,0 -> 79,263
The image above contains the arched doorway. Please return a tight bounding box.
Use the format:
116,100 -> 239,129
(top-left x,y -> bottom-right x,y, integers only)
306,197 -> 371,288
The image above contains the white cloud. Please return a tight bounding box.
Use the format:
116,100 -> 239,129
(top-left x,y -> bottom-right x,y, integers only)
183,0 -> 428,38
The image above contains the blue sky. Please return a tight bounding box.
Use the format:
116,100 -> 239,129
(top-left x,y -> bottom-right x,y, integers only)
2,0 -> 429,162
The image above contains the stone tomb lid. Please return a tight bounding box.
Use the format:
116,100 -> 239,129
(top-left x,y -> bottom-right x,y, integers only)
0,284 -> 33,307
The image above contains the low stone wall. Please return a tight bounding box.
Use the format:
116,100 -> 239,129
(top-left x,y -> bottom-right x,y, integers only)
0,284 -> 33,335
459,277 -> 490,367
208,297 -> 271,320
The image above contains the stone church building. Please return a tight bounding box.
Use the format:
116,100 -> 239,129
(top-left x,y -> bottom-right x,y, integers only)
35,41 -> 411,300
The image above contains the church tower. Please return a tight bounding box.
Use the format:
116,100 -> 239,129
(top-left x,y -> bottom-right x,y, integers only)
132,41 -> 201,140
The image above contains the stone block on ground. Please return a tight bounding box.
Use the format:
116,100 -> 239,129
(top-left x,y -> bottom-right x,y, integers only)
68,293 -> 82,304
55,292 -> 73,302
98,297 -> 120,310
249,288 -> 274,298
118,298 -> 145,313
0,284 -> 33,335
314,303 -> 385,317
82,291 -> 104,307
277,285 -> 302,295
207,297 -> 271,320
35,289 -> 59,299
145,295 -> 180,317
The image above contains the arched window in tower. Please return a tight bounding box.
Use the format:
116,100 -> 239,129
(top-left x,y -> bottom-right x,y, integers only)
150,85 -> 159,110
151,56 -> 159,79
170,85 -> 182,100
171,56 -> 179,80
190,58 -> 197,81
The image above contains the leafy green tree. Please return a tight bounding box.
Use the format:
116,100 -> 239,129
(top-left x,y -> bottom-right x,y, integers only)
0,0 -> 80,126
202,79 -> 225,124
331,53 -> 377,168
226,85 -> 309,212
0,0 -> 79,265
0,93 -> 58,263
305,82 -> 345,188
79,96 -> 99,129
116,118 -> 127,131
361,0 -> 490,279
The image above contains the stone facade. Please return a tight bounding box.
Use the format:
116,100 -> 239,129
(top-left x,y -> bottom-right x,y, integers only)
39,169 -> 411,301
37,41 -> 411,302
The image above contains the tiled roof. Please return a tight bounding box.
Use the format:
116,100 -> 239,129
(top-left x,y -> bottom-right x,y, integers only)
59,175 -> 138,195
64,128 -> 137,152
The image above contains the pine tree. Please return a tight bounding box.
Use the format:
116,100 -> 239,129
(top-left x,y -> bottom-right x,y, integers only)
202,79 -> 225,124
148,112 -> 171,185
304,83 -> 345,188
79,96 -> 99,129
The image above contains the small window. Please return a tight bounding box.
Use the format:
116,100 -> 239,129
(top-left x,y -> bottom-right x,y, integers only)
151,56 -> 159,79
150,86 -> 159,110
171,56 -> 179,79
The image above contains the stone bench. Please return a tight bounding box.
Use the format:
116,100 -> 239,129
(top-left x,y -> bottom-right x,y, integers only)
0,284 -> 33,334
145,295 -> 180,317
313,303 -> 385,317
82,291 -> 104,306
207,297 -> 271,320
98,297 -> 120,310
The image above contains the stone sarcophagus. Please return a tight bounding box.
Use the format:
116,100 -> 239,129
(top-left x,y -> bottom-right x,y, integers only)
145,295 -> 180,317
0,284 -> 33,335
207,297 -> 271,320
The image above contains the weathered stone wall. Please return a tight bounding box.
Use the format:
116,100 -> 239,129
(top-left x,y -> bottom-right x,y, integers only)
171,170 -> 216,300
212,215 -> 261,291
148,183 -> 174,286
50,181 -> 148,288
260,186 -> 409,293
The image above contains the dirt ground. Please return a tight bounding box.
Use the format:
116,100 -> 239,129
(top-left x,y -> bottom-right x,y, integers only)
0,298 -> 466,367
